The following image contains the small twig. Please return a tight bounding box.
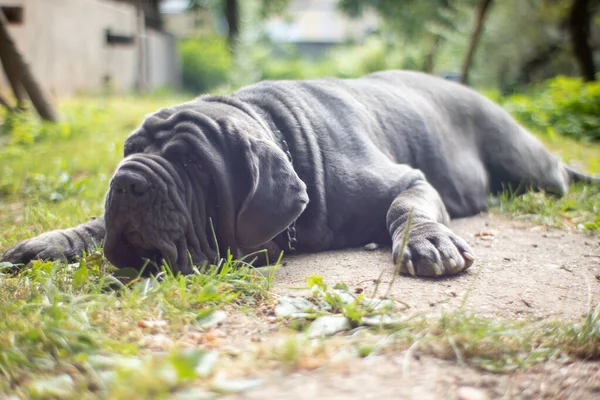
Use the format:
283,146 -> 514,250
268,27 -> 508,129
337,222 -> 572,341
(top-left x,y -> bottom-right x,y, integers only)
385,209 -> 414,298
584,271 -> 592,315
402,335 -> 424,378
448,336 -> 465,366
208,217 -> 220,264
371,266 -> 386,299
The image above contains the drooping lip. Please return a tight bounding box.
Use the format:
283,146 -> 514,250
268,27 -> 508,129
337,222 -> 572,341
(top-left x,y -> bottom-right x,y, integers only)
103,229 -> 178,274
103,216 -> 214,274
103,153 -> 219,274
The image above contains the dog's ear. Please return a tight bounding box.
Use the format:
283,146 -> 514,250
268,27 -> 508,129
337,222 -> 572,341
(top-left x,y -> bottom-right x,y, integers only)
235,138 -> 308,248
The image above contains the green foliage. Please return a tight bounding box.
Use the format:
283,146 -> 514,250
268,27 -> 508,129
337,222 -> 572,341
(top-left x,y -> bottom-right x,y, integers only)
242,37 -> 404,82
180,37 -> 233,94
0,99 -> 113,145
22,171 -> 88,202
281,280 -> 600,372
502,76 -> 600,142
339,0 -> 461,39
0,95 -> 186,249
0,254 -> 274,398
305,275 -> 397,327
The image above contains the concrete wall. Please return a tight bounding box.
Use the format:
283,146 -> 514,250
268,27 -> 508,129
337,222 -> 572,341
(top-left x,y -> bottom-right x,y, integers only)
146,28 -> 180,90
0,0 -> 180,97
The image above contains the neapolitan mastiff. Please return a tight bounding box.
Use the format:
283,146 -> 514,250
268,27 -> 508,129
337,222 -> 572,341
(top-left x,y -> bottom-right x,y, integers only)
2,71 -> 598,277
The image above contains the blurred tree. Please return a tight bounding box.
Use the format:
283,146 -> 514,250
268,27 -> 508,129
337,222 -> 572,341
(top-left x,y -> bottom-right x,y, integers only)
568,0 -> 597,81
460,0 -> 493,84
339,0 -> 463,73
186,0 -> 288,53
0,10 -> 58,120
471,0 -> 567,88
340,0 -> 599,86
224,0 -> 239,51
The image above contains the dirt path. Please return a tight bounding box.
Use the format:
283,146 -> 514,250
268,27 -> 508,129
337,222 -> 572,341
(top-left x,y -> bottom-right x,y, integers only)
215,213 -> 600,400
276,213 -> 600,320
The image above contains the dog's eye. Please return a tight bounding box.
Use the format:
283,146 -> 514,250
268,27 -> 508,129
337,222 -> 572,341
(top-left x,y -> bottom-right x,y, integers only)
182,158 -> 207,172
162,144 -> 206,172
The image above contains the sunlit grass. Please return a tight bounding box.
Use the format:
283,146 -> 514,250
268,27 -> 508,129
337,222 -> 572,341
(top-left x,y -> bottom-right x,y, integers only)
495,184 -> 600,231
0,95 -> 186,250
274,275 -> 600,374
490,128 -> 600,232
0,254 -> 275,398
0,92 -> 599,398
0,96 -> 281,397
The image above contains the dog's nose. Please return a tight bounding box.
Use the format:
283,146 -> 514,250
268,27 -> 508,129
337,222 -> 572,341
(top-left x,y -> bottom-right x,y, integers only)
112,171 -> 150,196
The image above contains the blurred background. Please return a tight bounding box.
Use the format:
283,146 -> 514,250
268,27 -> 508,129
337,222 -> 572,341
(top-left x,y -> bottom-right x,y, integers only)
1,0 -> 599,95
0,0 -> 599,142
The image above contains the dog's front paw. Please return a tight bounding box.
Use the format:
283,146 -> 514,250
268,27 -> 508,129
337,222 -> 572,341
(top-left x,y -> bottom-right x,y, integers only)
392,221 -> 474,277
1,231 -> 76,265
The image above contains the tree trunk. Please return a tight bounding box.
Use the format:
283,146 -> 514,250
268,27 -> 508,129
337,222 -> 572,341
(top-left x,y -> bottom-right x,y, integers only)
517,42 -> 560,86
568,0 -> 596,81
423,35 -> 443,73
0,41 -> 26,108
0,11 -> 58,121
224,0 -> 239,52
461,0 -> 494,84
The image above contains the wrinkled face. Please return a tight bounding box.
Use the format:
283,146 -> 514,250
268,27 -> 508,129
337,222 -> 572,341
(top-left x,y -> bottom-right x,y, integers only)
103,153 -> 217,274
102,102 -> 309,274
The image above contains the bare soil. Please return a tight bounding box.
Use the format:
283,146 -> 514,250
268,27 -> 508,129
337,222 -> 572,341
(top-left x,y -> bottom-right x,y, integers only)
276,213 -> 600,321
215,213 -> 600,400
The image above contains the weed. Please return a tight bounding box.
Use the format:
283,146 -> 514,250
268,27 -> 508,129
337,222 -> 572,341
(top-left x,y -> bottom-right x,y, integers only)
495,184 -> 600,231
0,253 -> 275,398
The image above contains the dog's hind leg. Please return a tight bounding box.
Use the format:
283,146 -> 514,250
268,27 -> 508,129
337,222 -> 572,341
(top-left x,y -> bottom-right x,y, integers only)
481,119 -> 584,196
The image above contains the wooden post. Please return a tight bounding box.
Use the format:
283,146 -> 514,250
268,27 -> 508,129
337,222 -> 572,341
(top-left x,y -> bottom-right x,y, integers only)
0,10 -> 59,121
0,40 -> 26,108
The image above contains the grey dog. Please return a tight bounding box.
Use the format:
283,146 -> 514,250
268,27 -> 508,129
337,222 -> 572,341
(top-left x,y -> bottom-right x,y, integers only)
2,71 -> 598,277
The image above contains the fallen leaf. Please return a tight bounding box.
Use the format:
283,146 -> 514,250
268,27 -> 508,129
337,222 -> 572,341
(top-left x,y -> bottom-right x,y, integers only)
474,231 -> 496,237
137,319 -> 168,329
196,310 -> 227,329
211,376 -> 263,394
306,315 -> 350,338
28,374 -> 74,398
275,296 -> 315,317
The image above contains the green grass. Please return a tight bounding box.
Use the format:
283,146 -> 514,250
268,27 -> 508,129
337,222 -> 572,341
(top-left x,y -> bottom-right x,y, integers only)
491,133 -> 600,231
495,184 -> 600,230
276,276 -> 600,374
0,255 -> 274,399
0,95 -> 190,249
0,94 -> 599,398
0,96 -> 278,398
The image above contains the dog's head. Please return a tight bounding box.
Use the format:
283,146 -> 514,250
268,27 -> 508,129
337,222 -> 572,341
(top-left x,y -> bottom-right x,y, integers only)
103,98 -> 308,273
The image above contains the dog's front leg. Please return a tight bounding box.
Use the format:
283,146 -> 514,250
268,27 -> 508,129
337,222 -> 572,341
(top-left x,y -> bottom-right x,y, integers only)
386,168 -> 475,277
